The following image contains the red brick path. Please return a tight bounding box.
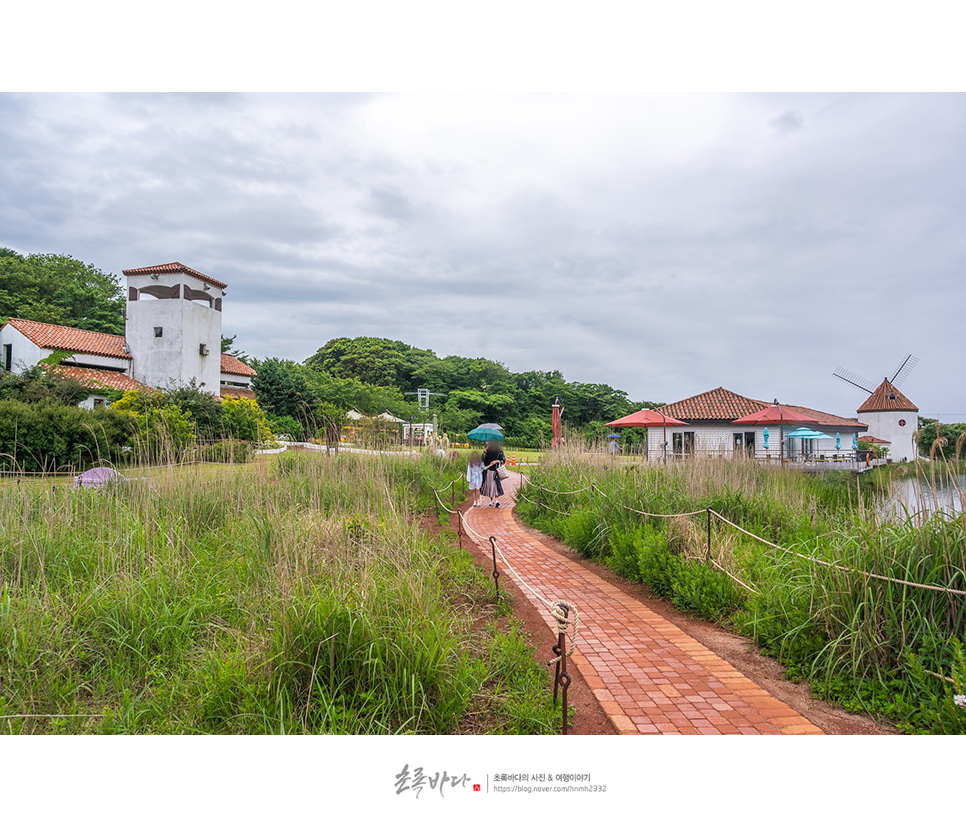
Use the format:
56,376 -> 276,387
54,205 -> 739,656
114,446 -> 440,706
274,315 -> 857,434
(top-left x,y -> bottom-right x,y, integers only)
463,476 -> 823,735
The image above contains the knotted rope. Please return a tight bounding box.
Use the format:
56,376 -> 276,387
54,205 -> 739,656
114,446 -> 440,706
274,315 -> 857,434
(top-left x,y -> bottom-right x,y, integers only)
549,600 -> 579,661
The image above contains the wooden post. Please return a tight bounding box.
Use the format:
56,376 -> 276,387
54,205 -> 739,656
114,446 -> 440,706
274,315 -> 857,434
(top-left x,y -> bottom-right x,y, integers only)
706,507 -> 712,563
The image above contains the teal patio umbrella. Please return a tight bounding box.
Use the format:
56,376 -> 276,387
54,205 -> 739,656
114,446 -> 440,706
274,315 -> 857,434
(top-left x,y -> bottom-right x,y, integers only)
785,426 -> 833,460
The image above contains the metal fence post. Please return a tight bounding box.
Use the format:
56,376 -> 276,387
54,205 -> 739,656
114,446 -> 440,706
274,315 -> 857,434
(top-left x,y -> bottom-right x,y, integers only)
550,603 -> 572,736
489,536 -> 500,602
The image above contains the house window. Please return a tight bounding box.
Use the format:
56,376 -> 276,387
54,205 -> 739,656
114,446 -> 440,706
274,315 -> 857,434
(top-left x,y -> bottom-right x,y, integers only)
3,343 -> 11,372
93,398 -> 106,408
154,327 -> 163,337
672,431 -> 695,458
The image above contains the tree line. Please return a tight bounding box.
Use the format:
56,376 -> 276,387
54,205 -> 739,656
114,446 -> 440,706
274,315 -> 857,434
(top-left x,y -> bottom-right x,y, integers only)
1,249 -> 658,449
253,335 -> 660,447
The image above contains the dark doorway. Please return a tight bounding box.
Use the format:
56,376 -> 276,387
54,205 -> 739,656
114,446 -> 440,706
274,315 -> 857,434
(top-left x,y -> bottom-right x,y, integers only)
733,431 -> 756,457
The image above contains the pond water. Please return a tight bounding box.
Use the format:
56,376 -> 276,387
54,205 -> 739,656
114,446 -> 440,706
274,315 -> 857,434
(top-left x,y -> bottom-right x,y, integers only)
877,474 -> 966,519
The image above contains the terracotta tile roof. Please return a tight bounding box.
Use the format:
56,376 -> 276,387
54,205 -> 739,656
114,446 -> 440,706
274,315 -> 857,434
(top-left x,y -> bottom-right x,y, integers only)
220,353 -> 256,376
662,385 -> 868,430
662,387 -> 769,422
220,386 -> 257,400
122,262 -> 227,290
859,435 -> 892,445
50,365 -> 153,393
856,378 -> 918,413
5,318 -> 130,360
781,404 -> 868,431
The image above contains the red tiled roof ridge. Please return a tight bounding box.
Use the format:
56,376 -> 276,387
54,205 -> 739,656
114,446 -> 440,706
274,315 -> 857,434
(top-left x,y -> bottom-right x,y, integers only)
122,262 -> 227,290
48,365 -> 154,393
856,378 -> 918,413
220,353 -> 256,376
5,318 -> 130,360
219,386 -> 257,400
662,386 -> 770,421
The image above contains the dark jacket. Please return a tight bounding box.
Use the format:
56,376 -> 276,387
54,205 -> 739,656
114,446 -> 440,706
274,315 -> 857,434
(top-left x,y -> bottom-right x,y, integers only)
482,447 -> 506,470
482,447 -> 506,496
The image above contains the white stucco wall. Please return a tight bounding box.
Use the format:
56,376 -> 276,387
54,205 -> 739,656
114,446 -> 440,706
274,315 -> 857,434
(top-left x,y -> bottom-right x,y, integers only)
61,353 -> 129,372
1,324 -> 46,371
643,421 -> 862,461
126,272 -> 223,393
77,394 -> 112,411
862,410 -> 919,461
221,371 -> 252,387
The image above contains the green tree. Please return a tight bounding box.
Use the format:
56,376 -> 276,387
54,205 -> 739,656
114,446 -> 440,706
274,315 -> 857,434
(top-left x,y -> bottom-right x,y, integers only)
315,401 -> 346,448
0,399 -> 134,473
251,358 -> 315,428
0,364 -> 94,407
306,336 -> 411,388
222,397 -> 274,444
0,249 -> 125,334
917,418 -> 966,457
164,381 -> 225,440
111,391 -> 195,461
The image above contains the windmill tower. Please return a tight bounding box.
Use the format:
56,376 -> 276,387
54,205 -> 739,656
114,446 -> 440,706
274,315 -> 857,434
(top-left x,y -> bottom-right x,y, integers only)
122,262 -> 226,393
833,355 -> 920,461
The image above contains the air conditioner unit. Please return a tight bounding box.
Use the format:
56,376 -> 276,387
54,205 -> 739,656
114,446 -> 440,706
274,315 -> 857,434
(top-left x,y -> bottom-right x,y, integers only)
199,344 -> 210,356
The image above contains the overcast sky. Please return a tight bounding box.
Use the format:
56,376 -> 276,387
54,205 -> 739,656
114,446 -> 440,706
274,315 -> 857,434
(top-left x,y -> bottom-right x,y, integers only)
1,92 -> 963,419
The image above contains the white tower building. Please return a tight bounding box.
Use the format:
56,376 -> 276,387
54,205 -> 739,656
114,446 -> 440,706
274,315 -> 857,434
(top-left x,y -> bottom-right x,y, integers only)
856,378 -> 919,462
122,262 -> 226,394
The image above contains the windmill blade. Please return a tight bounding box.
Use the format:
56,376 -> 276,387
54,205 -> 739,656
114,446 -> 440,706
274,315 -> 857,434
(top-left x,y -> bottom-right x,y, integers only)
832,366 -> 875,394
890,354 -> 919,389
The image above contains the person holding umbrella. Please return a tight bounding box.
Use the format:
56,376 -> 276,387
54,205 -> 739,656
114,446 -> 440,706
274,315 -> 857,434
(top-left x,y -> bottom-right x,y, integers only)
469,424 -> 508,508
608,433 -> 621,455
481,440 -> 506,506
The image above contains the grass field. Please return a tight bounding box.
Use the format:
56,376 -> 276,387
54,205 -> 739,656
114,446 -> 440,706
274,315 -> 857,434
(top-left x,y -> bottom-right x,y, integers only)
0,450 -> 560,734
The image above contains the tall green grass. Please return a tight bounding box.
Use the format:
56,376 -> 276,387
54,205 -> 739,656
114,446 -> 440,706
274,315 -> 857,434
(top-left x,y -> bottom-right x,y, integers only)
0,450 -> 558,734
517,446 -> 966,733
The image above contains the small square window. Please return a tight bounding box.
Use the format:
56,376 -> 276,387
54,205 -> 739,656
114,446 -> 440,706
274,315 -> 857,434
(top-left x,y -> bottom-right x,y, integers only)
154,327 -> 163,337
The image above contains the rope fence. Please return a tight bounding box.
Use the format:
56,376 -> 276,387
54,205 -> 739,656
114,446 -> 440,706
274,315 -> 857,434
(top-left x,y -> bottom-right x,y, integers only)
708,509 -> 966,598
520,481 -> 966,599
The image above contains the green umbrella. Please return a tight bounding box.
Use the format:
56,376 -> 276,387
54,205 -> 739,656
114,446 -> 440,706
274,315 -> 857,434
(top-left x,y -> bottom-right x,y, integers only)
468,425 -> 505,442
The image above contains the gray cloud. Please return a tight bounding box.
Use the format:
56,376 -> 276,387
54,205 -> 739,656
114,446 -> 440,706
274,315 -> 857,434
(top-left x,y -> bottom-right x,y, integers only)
2,93 -> 965,420
768,109 -> 804,134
